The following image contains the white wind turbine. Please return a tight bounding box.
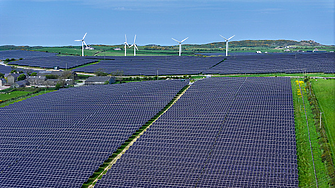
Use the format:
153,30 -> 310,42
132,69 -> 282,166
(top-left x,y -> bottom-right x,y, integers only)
75,33 -> 88,56
220,35 -> 235,56
129,35 -> 138,56
172,37 -> 188,56
124,34 -> 130,56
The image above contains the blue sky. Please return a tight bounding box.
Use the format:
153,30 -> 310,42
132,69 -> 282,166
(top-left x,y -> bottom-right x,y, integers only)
0,0 -> 334,46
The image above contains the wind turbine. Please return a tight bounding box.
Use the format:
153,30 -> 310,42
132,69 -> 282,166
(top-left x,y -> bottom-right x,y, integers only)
129,35 -> 138,56
172,37 -> 188,56
219,35 -> 235,56
74,33 -> 87,56
124,34 -> 130,56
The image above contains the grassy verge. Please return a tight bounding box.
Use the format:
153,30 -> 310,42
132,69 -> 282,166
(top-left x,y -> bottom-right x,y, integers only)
291,79 -> 331,187
82,84 -> 190,188
68,61 -> 100,71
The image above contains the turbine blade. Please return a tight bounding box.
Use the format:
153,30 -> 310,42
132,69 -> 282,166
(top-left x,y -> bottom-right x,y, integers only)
83,41 -> 88,47
227,35 -> 235,41
134,44 -> 139,51
181,37 -> 188,43
74,40 -> 81,41
134,35 -> 136,43
172,38 -> 180,43
219,35 -> 228,41
83,33 -> 87,40
125,34 -> 127,42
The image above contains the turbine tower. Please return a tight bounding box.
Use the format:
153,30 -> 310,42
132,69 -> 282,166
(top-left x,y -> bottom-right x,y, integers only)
172,37 -> 188,56
220,35 -> 235,56
124,34 -> 130,56
75,33 -> 87,56
129,35 -> 138,56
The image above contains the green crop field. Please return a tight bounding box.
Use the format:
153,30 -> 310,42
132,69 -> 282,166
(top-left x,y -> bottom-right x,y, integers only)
0,90 -> 55,108
310,79 -> 335,163
0,91 -> 32,101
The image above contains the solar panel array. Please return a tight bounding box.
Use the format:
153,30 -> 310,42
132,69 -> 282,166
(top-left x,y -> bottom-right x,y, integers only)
2,51 -> 334,75
0,50 -> 57,60
204,53 -> 335,74
0,80 -> 188,187
0,65 -> 13,74
73,56 -> 225,75
8,56 -> 98,69
96,77 -> 298,187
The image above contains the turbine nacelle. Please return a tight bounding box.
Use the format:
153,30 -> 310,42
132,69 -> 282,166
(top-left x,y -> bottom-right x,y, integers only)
75,33 -> 88,56
219,35 -> 235,56
172,37 -> 188,56
129,35 -> 138,56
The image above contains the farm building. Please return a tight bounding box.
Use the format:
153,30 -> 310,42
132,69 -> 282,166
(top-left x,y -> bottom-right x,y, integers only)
27,76 -> 46,86
6,73 -> 21,85
12,80 -> 28,88
0,78 -> 7,86
85,76 -> 115,85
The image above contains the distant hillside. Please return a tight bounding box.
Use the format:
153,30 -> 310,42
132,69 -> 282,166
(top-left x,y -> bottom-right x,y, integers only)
0,40 -> 330,52
191,40 -> 324,48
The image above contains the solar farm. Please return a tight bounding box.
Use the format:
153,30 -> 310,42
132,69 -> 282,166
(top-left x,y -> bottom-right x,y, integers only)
1,50 -> 334,75
0,80 -> 189,187
0,76 -> 300,187
0,50 -> 57,60
204,53 -> 335,74
0,49 -> 334,187
7,56 -> 99,69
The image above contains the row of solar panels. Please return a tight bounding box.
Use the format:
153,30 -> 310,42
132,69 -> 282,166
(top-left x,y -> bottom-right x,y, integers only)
0,76 -> 298,187
0,80 -> 189,187
95,77 -> 298,187
1,50 -> 334,75
0,50 -> 57,60
204,53 -> 335,74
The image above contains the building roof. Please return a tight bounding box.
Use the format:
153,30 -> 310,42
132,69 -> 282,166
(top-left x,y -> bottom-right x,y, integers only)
7,73 -> 21,78
14,80 -> 28,86
85,76 -> 111,82
28,76 -> 46,79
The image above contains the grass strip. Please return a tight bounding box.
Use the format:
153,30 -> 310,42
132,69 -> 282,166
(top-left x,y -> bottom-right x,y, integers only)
291,79 -> 331,187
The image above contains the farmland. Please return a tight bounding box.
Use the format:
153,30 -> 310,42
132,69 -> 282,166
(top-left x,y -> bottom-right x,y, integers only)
310,79 -> 335,163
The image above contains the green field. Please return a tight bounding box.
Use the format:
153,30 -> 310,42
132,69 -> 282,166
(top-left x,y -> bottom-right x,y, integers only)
310,79 -> 335,163
0,91 -> 32,101
0,90 -> 55,108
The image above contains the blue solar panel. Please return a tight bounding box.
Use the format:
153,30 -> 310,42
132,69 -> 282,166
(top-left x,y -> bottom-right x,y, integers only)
0,80 -> 189,187
204,53 -> 335,74
0,50 -> 57,60
95,77 -> 299,187
73,56 -> 225,75
8,56 -> 98,69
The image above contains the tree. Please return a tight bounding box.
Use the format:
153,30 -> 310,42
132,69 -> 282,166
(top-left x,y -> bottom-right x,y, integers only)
55,83 -> 61,90
94,68 -> 108,76
31,72 -> 37,76
10,66 -> 17,74
111,70 -> 124,82
0,73 -> 4,78
17,74 -> 26,81
45,74 -> 58,79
